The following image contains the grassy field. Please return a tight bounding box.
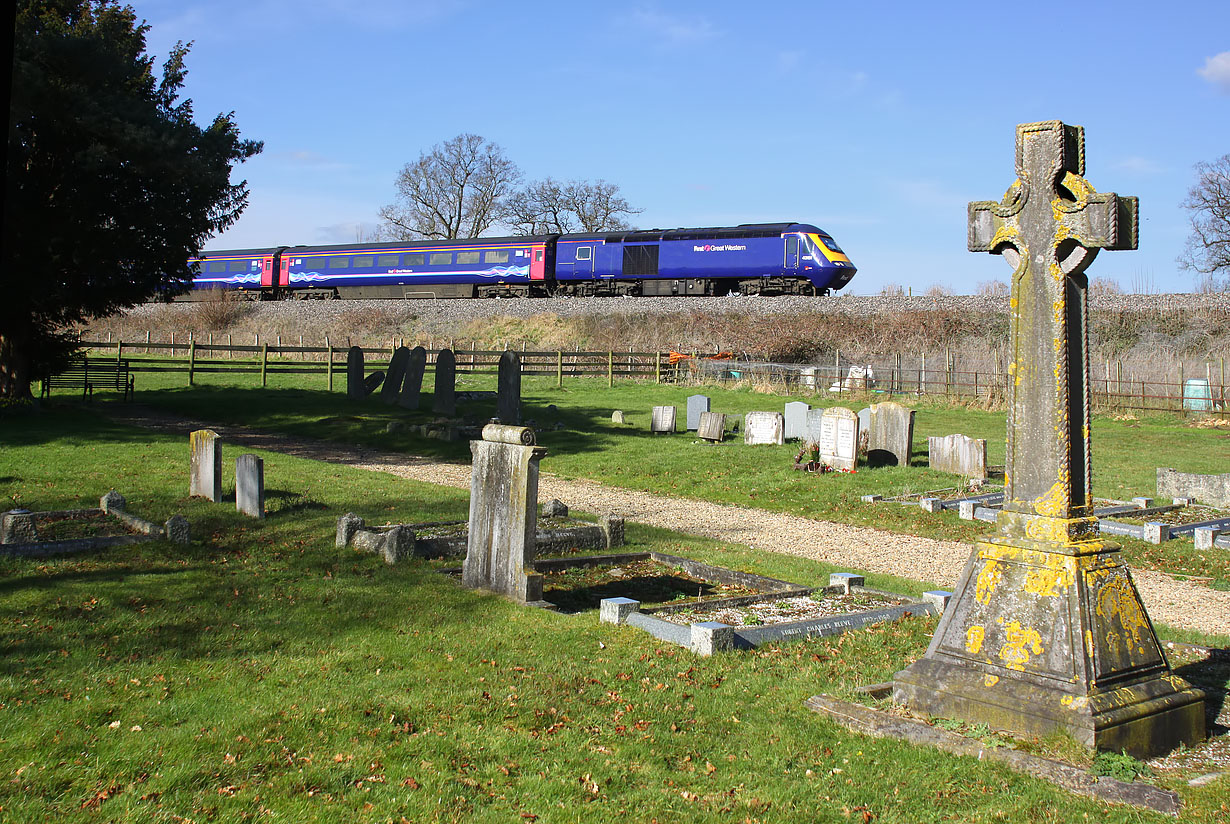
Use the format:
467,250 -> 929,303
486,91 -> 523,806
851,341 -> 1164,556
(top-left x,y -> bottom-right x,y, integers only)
3,405 -> 1228,822
72,363 -> 1230,589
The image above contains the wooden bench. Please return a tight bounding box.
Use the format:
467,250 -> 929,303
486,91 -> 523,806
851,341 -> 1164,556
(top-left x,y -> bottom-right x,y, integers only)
41,358 -> 134,401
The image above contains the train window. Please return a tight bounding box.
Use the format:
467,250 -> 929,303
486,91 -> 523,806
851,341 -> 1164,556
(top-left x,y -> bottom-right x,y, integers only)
484,250 -> 509,263
228,260 -> 251,272
376,255 -> 400,267
429,252 -> 452,265
818,234 -> 845,254
207,261 -> 227,273
352,255 -> 375,268
576,247 -> 592,261
457,251 -> 479,264
329,256 -> 350,268
786,236 -> 799,257
404,253 -> 425,266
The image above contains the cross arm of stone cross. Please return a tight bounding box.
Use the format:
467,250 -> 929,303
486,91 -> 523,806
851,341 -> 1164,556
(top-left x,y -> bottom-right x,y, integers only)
967,121 -> 1138,275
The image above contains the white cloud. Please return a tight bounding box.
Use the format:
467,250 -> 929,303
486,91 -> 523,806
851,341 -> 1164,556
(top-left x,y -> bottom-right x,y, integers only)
621,6 -> 719,46
1197,51 -> 1230,93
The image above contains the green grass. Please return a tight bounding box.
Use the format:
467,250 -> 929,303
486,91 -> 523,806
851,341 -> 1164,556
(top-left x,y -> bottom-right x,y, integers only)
73,366 -> 1230,587
3,408 -> 1227,822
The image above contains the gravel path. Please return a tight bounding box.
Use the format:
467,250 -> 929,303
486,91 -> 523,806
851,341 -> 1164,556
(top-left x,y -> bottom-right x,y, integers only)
106,407 -> 1230,638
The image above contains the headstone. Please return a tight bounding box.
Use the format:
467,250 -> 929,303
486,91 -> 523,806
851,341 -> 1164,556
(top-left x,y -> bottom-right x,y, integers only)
743,411 -> 784,445
379,525 -> 415,565
497,350 -> 522,424
336,512 -> 364,548
346,346 -> 364,399
164,515 -> 190,544
803,407 -> 827,445
432,349 -> 456,415
894,121 -> 1203,759
866,402 -> 915,467
600,513 -> 625,549
928,434 -> 988,479
697,411 -> 726,442
685,395 -> 710,430
380,346 -> 411,404
650,406 -> 676,434
542,498 -> 569,518
611,410 -> 626,424
1156,468 -> 1230,508
462,424 -> 545,603
856,407 -> 871,436
362,371 -> 384,396
189,429 -> 222,503
100,490 -> 126,513
1,510 -> 37,544
784,401 -> 810,440
235,454 -> 265,519
817,407 -> 858,470
398,346 -> 427,409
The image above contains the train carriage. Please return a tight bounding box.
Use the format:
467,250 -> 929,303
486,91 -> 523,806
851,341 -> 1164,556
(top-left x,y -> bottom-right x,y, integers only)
186,221 -> 854,300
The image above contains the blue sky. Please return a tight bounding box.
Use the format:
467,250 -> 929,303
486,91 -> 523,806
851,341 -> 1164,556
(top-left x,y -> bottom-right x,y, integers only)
130,0 -> 1228,295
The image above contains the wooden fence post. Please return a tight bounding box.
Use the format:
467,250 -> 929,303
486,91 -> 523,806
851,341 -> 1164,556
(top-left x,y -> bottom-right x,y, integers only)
556,351 -> 563,388
116,341 -> 123,363
608,351 -> 614,388
1178,362 -> 1185,415
655,351 -> 662,384
188,341 -> 195,386
327,343 -> 334,391
261,343 -> 269,387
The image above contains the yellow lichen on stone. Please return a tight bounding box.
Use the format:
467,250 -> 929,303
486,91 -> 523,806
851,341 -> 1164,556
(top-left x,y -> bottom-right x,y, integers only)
997,621 -> 1045,671
984,675 -> 999,687
966,625 -> 986,654
975,559 -> 1005,605
1032,481 -> 1068,518
1095,571 -> 1149,655
1024,562 -> 1072,598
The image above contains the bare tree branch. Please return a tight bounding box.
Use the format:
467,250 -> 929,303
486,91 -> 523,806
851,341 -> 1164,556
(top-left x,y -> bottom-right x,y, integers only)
507,178 -> 640,235
1178,154 -> 1230,291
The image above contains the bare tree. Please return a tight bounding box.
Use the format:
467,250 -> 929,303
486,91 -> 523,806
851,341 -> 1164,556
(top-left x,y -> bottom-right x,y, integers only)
378,134 -> 521,240
507,178 -> 640,235
975,279 -> 1010,297
1178,154 -> 1230,291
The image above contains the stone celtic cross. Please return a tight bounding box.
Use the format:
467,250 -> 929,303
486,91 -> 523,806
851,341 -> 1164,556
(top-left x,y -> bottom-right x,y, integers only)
894,122 -> 1204,759
968,120 -> 1137,543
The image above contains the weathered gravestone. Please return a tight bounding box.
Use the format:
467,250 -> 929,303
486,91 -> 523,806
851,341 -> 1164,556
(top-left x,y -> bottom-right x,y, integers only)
346,346 -> 364,399
685,395 -> 710,430
893,121 -> 1203,758
235,454 -> 265,519
461,424 -> 545,604
189,429 -> 222,502
744,412 -> 784,445
697,411 -> 726,442
363,372 -> 385,395
784,401 -> 810,440
650,406 -> 676,434
497,350 -> 522,424
398,346 -> 427,410
817,407 -> 858,470
381,346 -> 411,404
928,433 -> 988,479
803,407 -> 827,445
432,349 -> 456,415
866,401 -> 914,467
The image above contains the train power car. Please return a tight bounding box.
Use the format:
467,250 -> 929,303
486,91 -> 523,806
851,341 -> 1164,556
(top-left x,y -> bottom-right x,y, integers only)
185,222 -> 855,300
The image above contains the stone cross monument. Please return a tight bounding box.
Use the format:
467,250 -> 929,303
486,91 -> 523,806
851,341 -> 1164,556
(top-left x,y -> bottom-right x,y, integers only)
893,121 -> 1204,758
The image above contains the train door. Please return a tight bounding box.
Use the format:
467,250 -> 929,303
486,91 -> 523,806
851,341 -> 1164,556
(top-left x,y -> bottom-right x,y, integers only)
279,255 -> 290,288
260,255 -> 275,287
530,245 -> 547,280
784,235 -> 800,270
573,244 -> 595,278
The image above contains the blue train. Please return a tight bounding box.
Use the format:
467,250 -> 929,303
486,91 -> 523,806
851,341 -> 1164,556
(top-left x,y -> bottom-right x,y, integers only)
187,222 -> 856,299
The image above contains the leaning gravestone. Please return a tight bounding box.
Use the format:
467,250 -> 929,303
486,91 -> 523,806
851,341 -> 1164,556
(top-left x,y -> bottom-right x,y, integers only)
744,411 -> 784,445
235,454 -> 265,519
804,407 -> 827,445
381,346 -> 412,404
784,401 -> 810,440
497,350 -> 522,424
346,346 -> 364,399
362,371 -> 384,395
650,406 -> 676,434
893,121 -> 1203,758
189,429 -> 222,503
685,395 -> 710,430
817,407 -> 858,470
432,349 -> 456,415
928,433 -> 987,479
399,346 -> 427,410
462,424 -> 545,604
866,401 -> 914,467
697,411 -> 726,442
